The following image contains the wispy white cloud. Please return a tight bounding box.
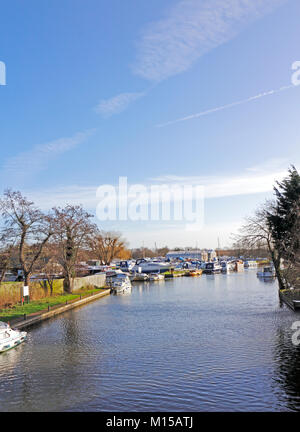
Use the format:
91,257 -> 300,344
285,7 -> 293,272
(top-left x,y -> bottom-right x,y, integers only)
2,130 -> 95,182
150,160 -> 293,199
95,92 -> 145,117
245,157 -> 290,173
23,159 -> 296,214
156,84 -> 295,127
23,159 -> 296,249
27,183 -> 242,248
95,0 -> 287,119
26,185 -> 99,210
133,0 -> 286,82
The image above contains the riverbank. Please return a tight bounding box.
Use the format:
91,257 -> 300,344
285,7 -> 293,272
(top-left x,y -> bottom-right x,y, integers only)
0,287 -> 111,329
279,288 -> 300,311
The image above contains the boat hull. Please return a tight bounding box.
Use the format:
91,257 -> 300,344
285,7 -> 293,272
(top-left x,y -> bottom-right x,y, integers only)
112,286 -> 132,294
203,269 -> 222,274
257,273 -> 275,278
132,259 -> 174,274
0,332 -> 27,353
188,270 -> 203,276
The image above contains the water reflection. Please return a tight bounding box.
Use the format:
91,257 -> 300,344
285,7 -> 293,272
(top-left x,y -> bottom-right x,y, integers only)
273,325 -> 300,411
257,277 -> 276,284
1,271 -> 300,411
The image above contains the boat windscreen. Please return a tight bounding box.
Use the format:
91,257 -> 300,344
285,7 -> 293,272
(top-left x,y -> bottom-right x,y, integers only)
0,322 -> 9,329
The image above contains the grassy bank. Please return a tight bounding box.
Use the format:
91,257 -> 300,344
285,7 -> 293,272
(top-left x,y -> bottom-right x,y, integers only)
0,279 -> 64,309
0,287 -> 106,323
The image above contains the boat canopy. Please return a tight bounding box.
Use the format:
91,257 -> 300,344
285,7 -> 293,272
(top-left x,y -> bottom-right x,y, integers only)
0,322 -> 9,330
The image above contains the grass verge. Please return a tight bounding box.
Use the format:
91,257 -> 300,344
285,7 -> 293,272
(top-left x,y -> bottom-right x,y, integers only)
0,287 -> 107,323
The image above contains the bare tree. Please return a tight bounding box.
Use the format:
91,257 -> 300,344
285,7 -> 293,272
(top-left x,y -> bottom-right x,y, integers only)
131,247 -> 156,259
156,246 -> 170,257
0,189 -> 54,286
118,247 -> 132,260
234,201 -> 285,289
0,242 -> 14,285
89,230 -> 128,265
52,205 -> 96,293
36,243 -> 63,296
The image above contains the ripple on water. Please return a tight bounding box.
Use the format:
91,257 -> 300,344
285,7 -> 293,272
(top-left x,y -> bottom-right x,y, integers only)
0,272 -> 299,411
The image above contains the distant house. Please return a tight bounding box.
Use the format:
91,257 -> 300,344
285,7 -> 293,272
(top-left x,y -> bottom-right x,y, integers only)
166,249 -> 216,261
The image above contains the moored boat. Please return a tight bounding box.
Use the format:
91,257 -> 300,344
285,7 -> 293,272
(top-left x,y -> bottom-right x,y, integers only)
149,273 -> 164,281
188,269 -> 203,276
203,262 -> 222,274
0,322 -> 27,353
131,259 -> 173,274
111,274 -> 132,294
119,260 -> 136,272
234,260 -> 244,272
130,272 -> 149,282
220,261 -> 235,273
244,260 -> 258,269
257,266 -> 276,279
293,300 -> 300,310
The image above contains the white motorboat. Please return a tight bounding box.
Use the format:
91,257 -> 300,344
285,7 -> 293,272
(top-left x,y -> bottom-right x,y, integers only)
105,269 -> 129,283
232,260 -> 244,272
88,264 -> 112,275
130,272 -> 149,281
244,260 -> 258,268
203,262 -> 222,274
131,259 -> 173,274
257,266 -> 276,278
0,322 -> 27,353
111,274 -> 132,294
149,273 -> 164,281
119,260 -> 136,272
181,262 -> 197,270
220,261 -> 235,273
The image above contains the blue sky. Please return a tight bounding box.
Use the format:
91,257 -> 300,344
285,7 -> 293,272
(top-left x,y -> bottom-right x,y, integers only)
0,0 -> 300,248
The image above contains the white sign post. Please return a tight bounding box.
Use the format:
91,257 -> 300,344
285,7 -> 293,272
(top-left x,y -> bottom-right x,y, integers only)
21,286 -> 29,304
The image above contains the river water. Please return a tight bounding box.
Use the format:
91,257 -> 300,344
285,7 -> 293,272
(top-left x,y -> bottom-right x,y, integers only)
1,270 -> 300,412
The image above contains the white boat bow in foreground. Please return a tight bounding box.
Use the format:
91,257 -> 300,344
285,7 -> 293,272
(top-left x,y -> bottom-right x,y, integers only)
0,322 -> 27,353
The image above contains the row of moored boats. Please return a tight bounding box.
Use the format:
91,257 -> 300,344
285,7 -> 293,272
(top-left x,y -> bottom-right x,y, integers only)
105,258 -> 276,294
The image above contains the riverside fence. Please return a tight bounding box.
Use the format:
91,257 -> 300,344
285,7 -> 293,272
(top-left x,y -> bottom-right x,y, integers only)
10,288 -> 110,329
1,273 -> 107,328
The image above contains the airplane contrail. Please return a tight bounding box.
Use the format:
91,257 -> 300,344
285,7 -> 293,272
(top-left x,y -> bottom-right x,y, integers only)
156,84 -> 295,128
